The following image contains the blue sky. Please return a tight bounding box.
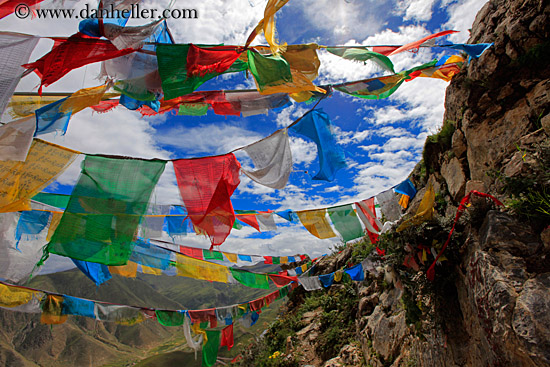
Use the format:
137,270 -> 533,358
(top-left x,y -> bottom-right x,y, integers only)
1,0 -> 487,272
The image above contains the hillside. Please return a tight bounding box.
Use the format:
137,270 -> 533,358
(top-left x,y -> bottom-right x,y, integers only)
0,269 -> 283,367
236,0 -> 550,366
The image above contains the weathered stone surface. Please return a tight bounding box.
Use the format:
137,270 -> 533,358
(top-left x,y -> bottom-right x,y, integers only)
479,211 -> 542,257
465,180 -> 486,194
513,273 -> 550,366
441,157 -> 466,201
542,114 -> 550,135
451,128 -> 467,158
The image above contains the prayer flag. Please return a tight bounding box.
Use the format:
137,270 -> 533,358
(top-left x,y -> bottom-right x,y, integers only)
396,183 -> 435,232
290,109 -> 346,181
47,155 -> 166,265
327,205 -> 364,243
296,209 -> 336,239
173,154 -> 240,249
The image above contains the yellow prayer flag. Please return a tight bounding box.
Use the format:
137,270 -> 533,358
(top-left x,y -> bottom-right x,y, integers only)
398,194 -> 410,209
140,265 -> 162,275
46,212 -> 63,241
223,252 -> 238,264
0,283 -> 40,308
297,209 -> 337,239
0,140 -> 79,213
40,294 -> 68,325
109,261 -> 138,278
396,183 -> 435,232
174,254 -> 229,283
59,84 -> 111,115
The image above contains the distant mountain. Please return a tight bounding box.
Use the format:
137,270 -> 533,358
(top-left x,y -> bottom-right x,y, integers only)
0,268 -> 283,366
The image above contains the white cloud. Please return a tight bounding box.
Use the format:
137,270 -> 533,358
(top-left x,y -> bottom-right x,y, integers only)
444,0 -> 489,42
395,0 -> 437,22
156,123 -> 264,155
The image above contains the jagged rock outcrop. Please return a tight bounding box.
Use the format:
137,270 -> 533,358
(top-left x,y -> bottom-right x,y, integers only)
239,0 -> 550,366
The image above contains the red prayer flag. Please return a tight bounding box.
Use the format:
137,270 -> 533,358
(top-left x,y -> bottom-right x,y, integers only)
179,245 -> 204,260
221,324 -> 234,351
357,198 -> 380,244
264,290 -> 279,306
186,44 -> 243,77
188,308 -> 216,324
90,99 -> 119,113
388,30 -> 459,56
173,154 -> 241,249
238,214 -> 260,232
22,33 -> 135,94
269,274 -> 298,287
0,0 -> 45,18
263,256 -> 273,264
249,297 -> 264,312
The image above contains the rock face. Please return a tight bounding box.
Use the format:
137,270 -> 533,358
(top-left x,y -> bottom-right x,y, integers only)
251,0 -> 550,366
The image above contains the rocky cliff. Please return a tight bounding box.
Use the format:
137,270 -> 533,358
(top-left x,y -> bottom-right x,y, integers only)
238,0 -> 550,366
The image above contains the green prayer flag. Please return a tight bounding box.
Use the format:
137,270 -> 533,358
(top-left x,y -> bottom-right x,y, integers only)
202,329 -> 221,367
328,205 -> 364,243
178,103 -> 209,116
278,285 -> 289,299
272,257 -> 280,265
203,249 -> 224,261
156,44 -> 247,100
326,47 -> 395,73
47,155 -> 166,266
229,268 -> 270,289
247,50 -> 292,92
155,310 -> 185,326
32,192 -> 70,208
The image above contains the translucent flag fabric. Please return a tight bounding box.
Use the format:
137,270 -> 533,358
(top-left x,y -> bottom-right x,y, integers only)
14,210 -> 51,247
6,95 -> 63,119
95,304 -> 145,325
396,183 -> 435,232
247,50 -> 292,92
356,198 -> 381,244
0,117 -> 36,161
156,310 -> 185,327
173,154 -> 241,248
445,43 -> 493,59
156,44 -> 246,100
0,212 -> 49,282
244,0 -> 290,54
326,47 -> 394,73
327,205 -> 364,243
0,33 -> 39,115
409,55 -> 464,82
61,295 -> 96,318
298,276 -> 322,291
203,330 -> 221,367
175,254 -> 230,283
0,140 -> 78,213
0,0 -> 45,18
229,268 -> 269,289
221,324 -> 234,351
0,282 -> 41,309
47,155 -> 166,266
34,97 -> 72,136
387,30 -> 458,56
72,259 -> 112,286
296,209 -> 336,239
59,84 -> 111,115
23,33 -> 135,93
241,129 -> 292,189
290,109 -> 346,181
103,19 -> 165,50
257,212 -> 277,231
41,294 -> 68,324
376,189 -> 402,222
334,74 -> 405,99
186,44 -> 243,78
139,204 -> 170,239
345,263 -> 365,281
224,91 -> 291,117
394,178 -> 417,198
